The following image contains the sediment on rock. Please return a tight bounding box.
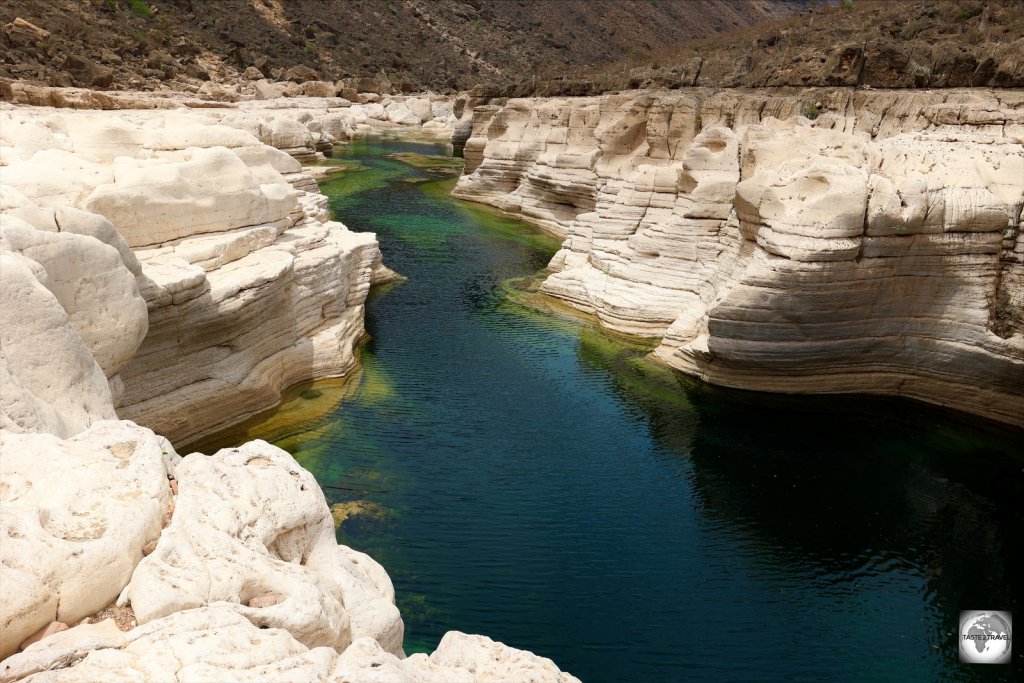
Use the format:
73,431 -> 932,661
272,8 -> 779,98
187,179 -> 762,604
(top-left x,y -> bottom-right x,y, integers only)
453,87 -> 1024,426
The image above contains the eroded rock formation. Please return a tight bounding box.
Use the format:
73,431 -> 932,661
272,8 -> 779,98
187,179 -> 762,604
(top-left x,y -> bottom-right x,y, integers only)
0,423 -> 578,682
0,422 -> 173,656
0,92 -> 578,680
125,438 -> 404,655
453,88 -> 1024,425
0,96 -> 453,444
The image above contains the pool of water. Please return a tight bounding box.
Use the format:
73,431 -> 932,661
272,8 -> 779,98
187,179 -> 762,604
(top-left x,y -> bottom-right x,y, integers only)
196,135 -> 1023,682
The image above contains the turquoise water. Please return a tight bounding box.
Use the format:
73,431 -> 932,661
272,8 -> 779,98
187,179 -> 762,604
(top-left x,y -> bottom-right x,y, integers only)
201,136 -> 1022,681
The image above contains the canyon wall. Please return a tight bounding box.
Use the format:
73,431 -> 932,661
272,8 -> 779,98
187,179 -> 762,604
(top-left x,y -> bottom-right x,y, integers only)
453,88 -> 1024,426
0,94 -> 578,681
1,94 -> 454,445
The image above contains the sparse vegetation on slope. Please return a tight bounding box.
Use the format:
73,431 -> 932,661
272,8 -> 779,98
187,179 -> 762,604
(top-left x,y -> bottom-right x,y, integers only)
0,0 -> 806,94
506,0 -> 1024,96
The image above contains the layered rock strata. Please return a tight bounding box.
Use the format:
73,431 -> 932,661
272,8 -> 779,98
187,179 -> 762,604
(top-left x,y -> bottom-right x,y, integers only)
0,94 -> 456,445
1,94 -> 578,679
453,88 -> 1024,426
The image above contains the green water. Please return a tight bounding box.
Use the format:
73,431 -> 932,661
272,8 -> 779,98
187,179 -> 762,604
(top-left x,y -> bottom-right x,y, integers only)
198,135 -> 1023,682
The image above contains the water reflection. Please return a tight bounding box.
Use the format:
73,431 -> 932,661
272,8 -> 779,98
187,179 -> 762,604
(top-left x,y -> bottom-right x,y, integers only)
577,329 -> 1022,681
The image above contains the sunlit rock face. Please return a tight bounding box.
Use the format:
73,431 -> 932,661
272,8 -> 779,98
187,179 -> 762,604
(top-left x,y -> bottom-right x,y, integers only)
125,438 -> 404,655
0,422 -> 173,659
0,104 -> 390,445
454,88 -> 1024,426
0,606 -> 580,683
0,91 -> 459,443
0,423 -> 578,681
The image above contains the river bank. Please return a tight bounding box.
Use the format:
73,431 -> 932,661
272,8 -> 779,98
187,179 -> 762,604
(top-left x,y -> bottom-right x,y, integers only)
453,87 -> 1024,427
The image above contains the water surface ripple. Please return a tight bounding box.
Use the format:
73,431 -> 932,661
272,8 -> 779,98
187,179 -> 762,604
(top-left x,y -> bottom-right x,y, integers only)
199,136 -> 1023,682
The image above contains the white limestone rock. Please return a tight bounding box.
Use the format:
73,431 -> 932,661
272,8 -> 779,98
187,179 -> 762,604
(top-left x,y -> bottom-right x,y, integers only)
0,250 -> 115,437
0,619 -> 126,682
454,89 -> 1024,426
332,633 -> 582,683
430,100 -> 454,121
124,440 -> 403,654
404,97 -> 434,123
83,147 -> 298,248
0,101 -> 395,444
361,102 -> 387,120
385,102 -> 422,126
0,218 -> 147,379
0,421 -> 173,660
0,607 -> 579,683
117,222 -> 380,445
1,149 -> 112,209
54,207 -> 142,276
141,123 -> 260,152
0,606 -> 330,683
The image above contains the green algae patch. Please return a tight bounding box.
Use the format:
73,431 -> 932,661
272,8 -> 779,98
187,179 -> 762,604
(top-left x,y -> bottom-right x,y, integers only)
318,155 -> 408,218
351,353 -> 398,406
181,370 -> 361,456
372,212 -> 462,250
305,159 -> 362,184
354,129 -> 454,145
577,328 -> 695,413
368,277 -> 406,302
419,176 -> 459,199
387,152 -> 465,174
424,178 -> 563,256
397,594 -> 443,634
497,271 -> 652,348
494,271 -> 692,411
331,499 -> 394,529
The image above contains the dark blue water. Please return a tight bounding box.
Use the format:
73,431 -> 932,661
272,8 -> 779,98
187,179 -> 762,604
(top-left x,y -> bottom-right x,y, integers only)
198,136 -> 1023,682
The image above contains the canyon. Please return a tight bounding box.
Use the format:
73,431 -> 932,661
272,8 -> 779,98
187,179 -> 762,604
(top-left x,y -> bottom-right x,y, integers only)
1,78 -> 1022,683
0,6 -> 1019,683
0,4 -> 1022,679
452,87 -> 1024,426
0,90 -> 578,681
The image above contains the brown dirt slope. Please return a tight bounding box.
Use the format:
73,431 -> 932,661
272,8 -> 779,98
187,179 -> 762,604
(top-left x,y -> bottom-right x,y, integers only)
509,0 -> 1024,96
0,0 -> 807,93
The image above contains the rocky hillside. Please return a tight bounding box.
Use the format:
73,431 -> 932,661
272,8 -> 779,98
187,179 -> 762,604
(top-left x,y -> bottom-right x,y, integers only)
0,0 -> 806,94
502,0 -> 1024,96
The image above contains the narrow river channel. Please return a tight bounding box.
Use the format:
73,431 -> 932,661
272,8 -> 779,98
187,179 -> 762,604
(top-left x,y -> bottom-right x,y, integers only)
197,134 -> 1022,683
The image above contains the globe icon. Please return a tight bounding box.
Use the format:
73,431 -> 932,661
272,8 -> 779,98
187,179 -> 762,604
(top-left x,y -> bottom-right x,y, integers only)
959,611 -> 1012,664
